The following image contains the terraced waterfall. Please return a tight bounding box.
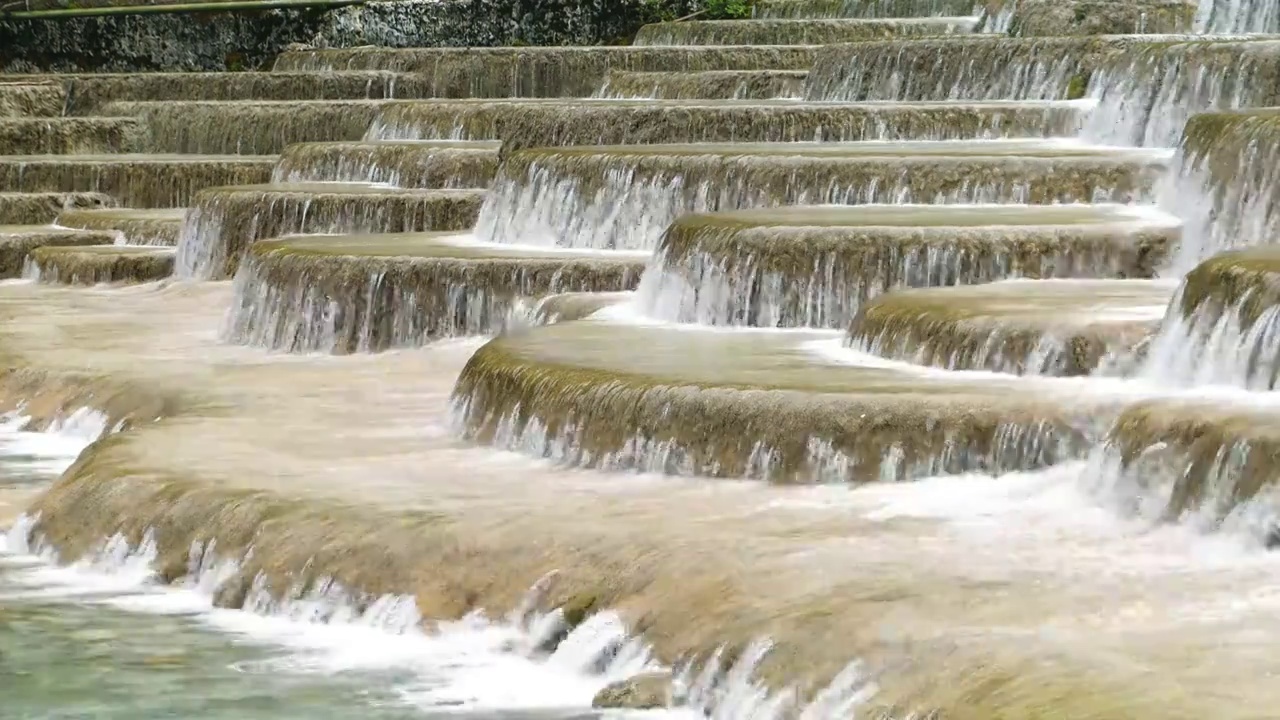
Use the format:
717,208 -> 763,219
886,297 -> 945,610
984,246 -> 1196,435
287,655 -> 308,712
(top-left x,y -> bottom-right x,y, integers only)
5,0 -> 1280,715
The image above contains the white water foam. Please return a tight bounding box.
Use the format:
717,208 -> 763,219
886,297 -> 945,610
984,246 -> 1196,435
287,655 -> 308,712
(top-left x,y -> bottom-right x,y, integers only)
0,406 -> 111,476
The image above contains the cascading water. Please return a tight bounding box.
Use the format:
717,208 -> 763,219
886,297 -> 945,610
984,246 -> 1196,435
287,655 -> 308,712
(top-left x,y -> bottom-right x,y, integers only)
10,0 -> 1280,715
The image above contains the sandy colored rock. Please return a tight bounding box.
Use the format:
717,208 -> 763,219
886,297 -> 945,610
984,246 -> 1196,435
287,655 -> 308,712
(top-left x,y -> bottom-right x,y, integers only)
753,0 -> 977,18
1003,1 -> 1196,36
0,81 -> 64,118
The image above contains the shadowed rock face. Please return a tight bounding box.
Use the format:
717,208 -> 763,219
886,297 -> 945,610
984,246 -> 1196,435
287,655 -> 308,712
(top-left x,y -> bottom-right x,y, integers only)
102,100 -> 388,155
0,117 -> 148,155
274,46 -> 821,97
0,191 -> 114,225
224,232 -> 647,353
366,98 -> 1085,153
272,140 -> 500,188
54,207 -> 185,247
0,81 -> 65,117
0,155 -> 276,208
846,279 -> 1171,375
174,184 -> 486,279
633,17 -> 976,46
637,204 -> 1177,329
24,244 -> 175,285
476,141 -> 1170,250
595,70 -> 808,100
0,226 -> 117,277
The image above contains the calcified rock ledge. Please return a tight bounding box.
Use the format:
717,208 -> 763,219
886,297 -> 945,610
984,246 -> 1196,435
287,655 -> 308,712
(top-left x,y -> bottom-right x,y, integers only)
453,319 -> 1105,482
477,141 -> 1170,250
0,117 -> 147,155
595,70 -> 808,100
0,226 -> 117,277
1092,400 -> 1280,533
273,46 -> 822,97
175,183 -> 485,279
224,232 -> 647,353
54,207 -> 186,247
102,100 -> 388,155
368,99 -> 1085,153
1141,247 -> 1280,389
1006,1 -> 1196,36
0,155 -> 276,208
24,245 -> 174,286
1173,110 -> 1280,268
638,204 -> 1176,329
272,140 -> 500,188
632,17 -> 976,46
0,81 -> 64,118
847,279 -> 1172,375
0,191 -> 114,225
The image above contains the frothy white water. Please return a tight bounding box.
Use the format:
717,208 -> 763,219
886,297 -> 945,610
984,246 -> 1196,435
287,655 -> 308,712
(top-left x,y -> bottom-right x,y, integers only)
0,407 -> 112,476
1139,287 -> 1280,390
1,515 -> 879,718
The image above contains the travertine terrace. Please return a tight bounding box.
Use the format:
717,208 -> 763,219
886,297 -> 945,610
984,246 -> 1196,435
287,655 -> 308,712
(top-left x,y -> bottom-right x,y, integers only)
6,0 -> 1280,716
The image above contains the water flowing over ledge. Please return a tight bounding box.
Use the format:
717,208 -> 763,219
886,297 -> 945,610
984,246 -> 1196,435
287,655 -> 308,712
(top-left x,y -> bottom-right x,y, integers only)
0,155 -> 275,208
272,139 -> 500,188
365,98 -> 1085,151
23,245 -> 174,286
0,191 -> 114,225
54,207 -> 185,246
174,183 -> 484,279
636,203 -> 1175,329
475,141 -> 1169,250
0,226 -> 116,277
223,232 -> 646,353
594,70 -> 808,100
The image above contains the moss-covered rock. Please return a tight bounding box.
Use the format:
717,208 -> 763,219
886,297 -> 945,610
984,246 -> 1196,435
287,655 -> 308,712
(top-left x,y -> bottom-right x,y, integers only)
0,190 -> 114,225
25,244 -> 175,285
0,225 -> 117,277
0,155 -> 275,208
632,16 -> 973,46
592,672 -> 673,709
54,207 -> 185,246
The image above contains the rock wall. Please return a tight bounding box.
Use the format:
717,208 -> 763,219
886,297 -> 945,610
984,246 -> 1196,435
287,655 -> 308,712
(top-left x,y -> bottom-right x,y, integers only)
0,0 -> 704,73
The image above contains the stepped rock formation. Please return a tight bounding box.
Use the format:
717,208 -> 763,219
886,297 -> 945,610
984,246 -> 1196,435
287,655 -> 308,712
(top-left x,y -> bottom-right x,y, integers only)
7,0 -> 1280,716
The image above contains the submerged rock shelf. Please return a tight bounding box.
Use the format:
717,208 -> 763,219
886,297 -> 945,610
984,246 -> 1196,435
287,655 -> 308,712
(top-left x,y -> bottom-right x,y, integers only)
0,154 -> 276,208
595,70 -> 809,100
272,140 -> 501,187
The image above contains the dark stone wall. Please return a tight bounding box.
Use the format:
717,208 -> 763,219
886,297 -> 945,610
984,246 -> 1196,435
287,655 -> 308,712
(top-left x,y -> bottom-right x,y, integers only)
0,0 -> 705,73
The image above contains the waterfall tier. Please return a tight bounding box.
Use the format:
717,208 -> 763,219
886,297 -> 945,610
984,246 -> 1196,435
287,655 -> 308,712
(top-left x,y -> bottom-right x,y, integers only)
594,70 -> 808,100
632,17 -> 977,46
23,244 -> 174,285
637,203 -> 1176,329
224,232 -> 646,353
0,117 -> 146,155
0,225 -> 116,277
175,183 -> 485,279
0,155 -> 275,208
53,207 -> 185,247
272,140 -> 500,188
0,191 -> 113,225
846,278 -> 1172,375
477,140 -> 1169,250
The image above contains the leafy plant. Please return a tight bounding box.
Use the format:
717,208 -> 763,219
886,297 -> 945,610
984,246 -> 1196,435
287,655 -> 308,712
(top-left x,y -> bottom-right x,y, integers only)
701,0 -> 751,19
